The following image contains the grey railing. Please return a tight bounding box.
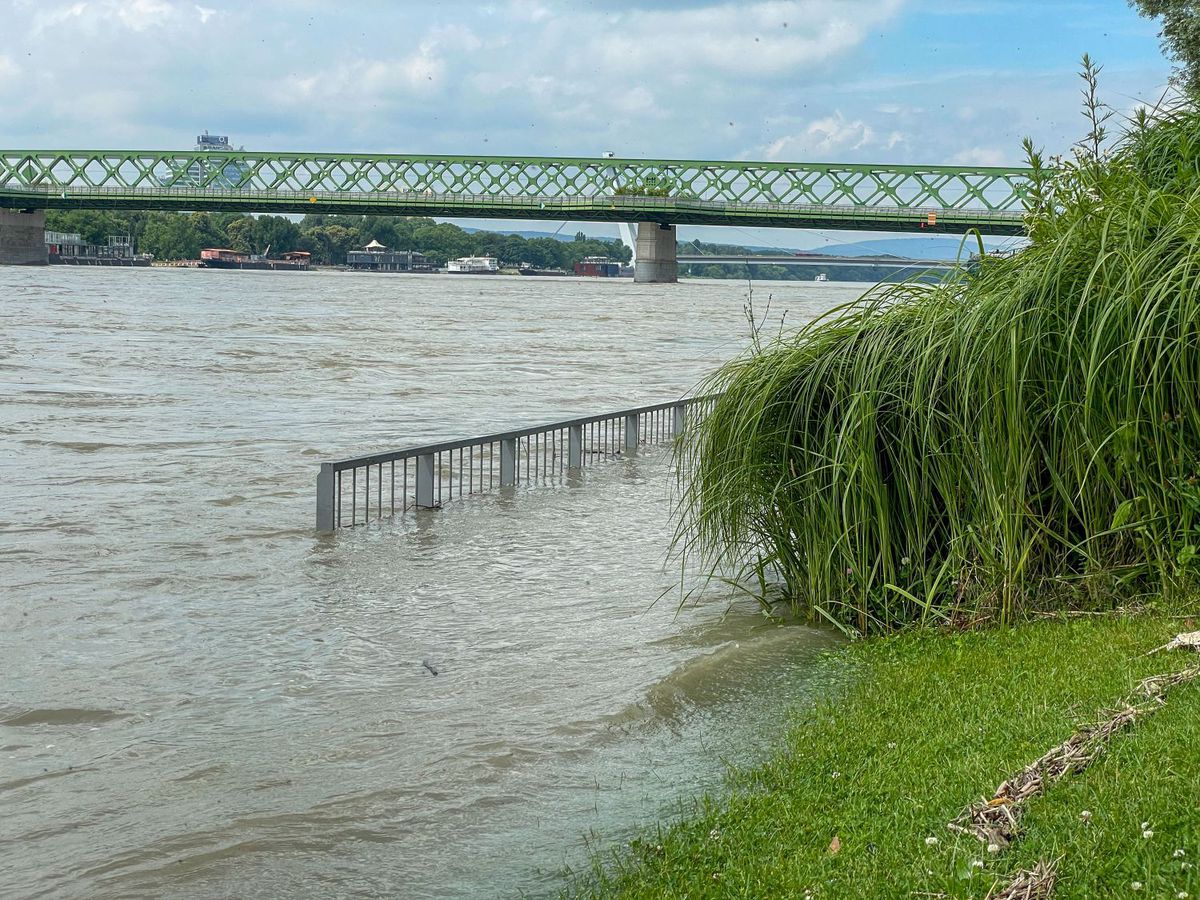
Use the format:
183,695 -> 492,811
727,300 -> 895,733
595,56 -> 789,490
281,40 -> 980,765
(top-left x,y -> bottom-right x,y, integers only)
316,396 -> 717,531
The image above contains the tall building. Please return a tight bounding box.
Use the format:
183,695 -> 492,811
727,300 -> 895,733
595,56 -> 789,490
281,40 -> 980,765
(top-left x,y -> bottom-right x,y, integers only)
172,132 -> 250,189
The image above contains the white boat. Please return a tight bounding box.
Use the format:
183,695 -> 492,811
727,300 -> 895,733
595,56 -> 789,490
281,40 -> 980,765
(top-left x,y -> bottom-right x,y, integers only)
446,256 -> 499,274
814,273 -> 829,282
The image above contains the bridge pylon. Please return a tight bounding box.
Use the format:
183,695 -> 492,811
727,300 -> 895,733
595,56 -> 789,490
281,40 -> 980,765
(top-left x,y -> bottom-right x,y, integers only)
633,222 -> 677,284
0,209 -> 47,265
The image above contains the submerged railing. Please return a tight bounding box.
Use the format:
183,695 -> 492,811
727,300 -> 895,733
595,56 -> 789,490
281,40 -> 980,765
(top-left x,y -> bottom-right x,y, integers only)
316,396 -> 716,532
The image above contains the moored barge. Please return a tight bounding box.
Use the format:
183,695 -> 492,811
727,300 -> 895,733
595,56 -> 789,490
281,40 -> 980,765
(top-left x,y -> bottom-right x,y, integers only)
199,248 -> 311,271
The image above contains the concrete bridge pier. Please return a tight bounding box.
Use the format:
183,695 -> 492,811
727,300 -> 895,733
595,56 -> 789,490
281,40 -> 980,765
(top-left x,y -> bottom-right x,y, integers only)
633,222 -> 677,284
0,209 -> 48,265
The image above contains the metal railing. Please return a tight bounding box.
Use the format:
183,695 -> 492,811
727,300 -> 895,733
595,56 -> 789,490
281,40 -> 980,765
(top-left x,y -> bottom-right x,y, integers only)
316,396 -> 717,532
0,183 -> 1028,234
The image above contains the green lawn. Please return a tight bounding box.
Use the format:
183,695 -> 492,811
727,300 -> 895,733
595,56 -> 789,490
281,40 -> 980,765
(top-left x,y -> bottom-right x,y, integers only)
578,612 -> 1200,898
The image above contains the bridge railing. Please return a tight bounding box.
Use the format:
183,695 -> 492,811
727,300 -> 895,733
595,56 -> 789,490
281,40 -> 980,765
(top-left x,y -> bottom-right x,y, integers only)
316,396 -> 717,532
0,182 -> 1027,229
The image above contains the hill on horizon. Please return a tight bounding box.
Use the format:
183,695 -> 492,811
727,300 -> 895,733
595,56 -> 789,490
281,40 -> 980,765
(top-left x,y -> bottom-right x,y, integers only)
457,226 -> 1020,261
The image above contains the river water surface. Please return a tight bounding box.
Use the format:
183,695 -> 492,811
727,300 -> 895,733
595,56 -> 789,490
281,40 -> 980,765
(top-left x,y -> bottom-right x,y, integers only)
1,268 -> 860,898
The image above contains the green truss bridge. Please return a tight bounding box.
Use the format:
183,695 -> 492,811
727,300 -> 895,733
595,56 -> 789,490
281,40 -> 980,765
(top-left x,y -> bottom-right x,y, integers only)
0,149 -> 1033,280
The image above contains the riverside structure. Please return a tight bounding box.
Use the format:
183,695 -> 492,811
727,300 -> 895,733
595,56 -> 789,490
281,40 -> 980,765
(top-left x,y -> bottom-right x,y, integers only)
0,150 -> 1032,280
317,397 -> 714,532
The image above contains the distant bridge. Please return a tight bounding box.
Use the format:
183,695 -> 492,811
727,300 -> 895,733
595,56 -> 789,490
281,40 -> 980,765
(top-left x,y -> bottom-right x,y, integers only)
678,253 -> 964,270
0,149 -> 1032,280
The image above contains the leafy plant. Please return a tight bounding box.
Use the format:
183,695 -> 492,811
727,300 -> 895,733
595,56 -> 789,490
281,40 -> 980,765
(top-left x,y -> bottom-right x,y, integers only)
674,91 -> 1200,634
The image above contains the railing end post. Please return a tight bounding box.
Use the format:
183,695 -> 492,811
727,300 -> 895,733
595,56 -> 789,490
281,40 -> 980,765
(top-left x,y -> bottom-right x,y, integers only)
316,462 -> 336,532
416,452 -> 438,508
500,438 -> 517,486
568,424 -> 583,469
624,413 -> 639,451
672,403 -> 688,438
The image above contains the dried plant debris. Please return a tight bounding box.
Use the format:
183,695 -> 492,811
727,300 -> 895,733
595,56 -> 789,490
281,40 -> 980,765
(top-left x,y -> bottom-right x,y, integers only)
949,641 -> 1200,850
986,859 -> 1058,900
1137,663 -> 1200,699
1147,630 -> 1200,655
948,707 -> 1141,848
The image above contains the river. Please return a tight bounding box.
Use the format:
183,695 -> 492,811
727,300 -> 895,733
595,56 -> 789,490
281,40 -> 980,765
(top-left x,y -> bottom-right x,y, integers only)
1,267 -> 861,898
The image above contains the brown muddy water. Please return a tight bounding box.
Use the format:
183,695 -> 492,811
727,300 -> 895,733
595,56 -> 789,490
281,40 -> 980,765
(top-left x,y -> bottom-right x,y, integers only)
0,267 -> 861,898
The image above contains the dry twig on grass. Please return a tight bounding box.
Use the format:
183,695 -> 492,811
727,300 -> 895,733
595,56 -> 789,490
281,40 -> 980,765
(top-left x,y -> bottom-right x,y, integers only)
948,642 -> 1200,850
987,859 -> 1057,900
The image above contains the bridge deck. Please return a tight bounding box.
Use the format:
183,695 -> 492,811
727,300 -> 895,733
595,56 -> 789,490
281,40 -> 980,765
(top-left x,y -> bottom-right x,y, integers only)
0,185 -> 1025,234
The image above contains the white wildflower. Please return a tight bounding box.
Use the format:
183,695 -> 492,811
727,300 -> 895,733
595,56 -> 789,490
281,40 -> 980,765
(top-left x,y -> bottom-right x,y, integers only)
1144,829 -> 1155,839
925,836 -> 939,847
1131,883 -> 1143,892
987,843 -> 1001,854
971,859 -> 984,869
1080,810 -> 1092,822
1175,849 -> 1186,858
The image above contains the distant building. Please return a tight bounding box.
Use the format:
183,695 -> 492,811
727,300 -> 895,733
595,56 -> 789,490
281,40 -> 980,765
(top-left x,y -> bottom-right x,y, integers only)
46,232 -> 140,262
166,132 -> 251,189
346,240 -> 431,272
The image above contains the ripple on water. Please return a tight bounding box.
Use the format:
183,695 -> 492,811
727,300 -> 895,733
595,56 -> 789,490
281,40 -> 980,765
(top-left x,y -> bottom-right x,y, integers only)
1,708 -> 132,727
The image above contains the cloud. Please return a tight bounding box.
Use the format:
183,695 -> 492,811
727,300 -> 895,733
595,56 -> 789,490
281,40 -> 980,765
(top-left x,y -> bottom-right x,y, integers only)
26,0 -> 214,34
763,112 -> 908,159
951,147 -> 1014,167
579,0 -> 904,77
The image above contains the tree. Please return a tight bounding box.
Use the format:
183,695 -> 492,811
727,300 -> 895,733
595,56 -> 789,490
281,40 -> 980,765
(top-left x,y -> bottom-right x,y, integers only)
225,217 -> 255,253
251,215 -> 301,255
1130,1 -> 1200,93
139,212 -> 203,260
300,224 -> 358,264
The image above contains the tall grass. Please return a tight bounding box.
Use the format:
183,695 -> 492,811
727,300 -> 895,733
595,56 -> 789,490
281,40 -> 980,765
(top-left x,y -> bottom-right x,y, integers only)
676,105 -> 1200,634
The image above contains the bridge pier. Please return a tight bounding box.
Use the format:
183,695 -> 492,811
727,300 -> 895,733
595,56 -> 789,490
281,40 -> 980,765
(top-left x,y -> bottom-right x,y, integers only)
0,209 -> 47,266
633,222 -> 677,284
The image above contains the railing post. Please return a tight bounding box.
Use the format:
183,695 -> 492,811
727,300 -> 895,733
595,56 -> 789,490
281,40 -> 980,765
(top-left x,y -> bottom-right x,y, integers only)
316,463 -> 336,532
624,413 -> 639,451
672,403 -> 687,437
568,424 -> 583,468
416,452 -> 437,508
500,438 -> 517,486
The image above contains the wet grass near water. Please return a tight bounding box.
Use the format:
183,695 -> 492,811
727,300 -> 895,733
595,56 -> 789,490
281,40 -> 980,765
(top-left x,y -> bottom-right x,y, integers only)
577,612 -> 1200,898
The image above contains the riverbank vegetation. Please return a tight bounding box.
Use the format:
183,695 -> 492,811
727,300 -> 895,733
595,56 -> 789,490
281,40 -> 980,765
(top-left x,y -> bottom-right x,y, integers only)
579,613 -> 1199,898
42,209 -> 630,268
676,99 -> 1200,635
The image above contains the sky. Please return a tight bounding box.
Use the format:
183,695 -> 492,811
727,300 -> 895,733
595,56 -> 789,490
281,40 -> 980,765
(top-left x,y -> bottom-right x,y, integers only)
0,0 -> 1177,249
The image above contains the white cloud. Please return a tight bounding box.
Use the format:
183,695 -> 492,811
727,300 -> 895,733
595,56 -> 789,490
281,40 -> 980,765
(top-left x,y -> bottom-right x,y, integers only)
951,147 -> 1017,167
562,1 -> 903,78
763,112 -> 901,159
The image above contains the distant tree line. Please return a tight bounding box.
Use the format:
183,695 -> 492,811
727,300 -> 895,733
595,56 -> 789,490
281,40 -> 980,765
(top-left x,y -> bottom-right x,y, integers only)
43,210 -> 632,268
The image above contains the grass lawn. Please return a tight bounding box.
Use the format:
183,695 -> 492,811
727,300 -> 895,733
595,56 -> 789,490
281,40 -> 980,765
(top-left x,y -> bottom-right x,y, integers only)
578,611 -> 1200,898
